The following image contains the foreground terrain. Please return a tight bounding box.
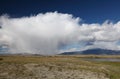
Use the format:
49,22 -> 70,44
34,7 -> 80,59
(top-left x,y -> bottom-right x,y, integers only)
0,55 -> 120,79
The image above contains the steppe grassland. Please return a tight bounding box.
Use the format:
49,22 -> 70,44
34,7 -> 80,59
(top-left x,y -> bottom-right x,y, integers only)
0,55 -> 120,79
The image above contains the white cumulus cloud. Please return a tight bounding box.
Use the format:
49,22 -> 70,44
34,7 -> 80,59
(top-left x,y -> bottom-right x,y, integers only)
0,12 -> 120,55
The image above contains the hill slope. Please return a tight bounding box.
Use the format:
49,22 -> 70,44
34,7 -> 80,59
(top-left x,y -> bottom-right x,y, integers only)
61,48 -> 120,55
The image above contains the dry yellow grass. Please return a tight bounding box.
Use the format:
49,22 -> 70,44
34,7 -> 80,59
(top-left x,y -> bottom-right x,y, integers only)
0,55 -> 120,79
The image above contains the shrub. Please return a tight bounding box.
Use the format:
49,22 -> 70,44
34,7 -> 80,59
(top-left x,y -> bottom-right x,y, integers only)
0,58 -> 3,61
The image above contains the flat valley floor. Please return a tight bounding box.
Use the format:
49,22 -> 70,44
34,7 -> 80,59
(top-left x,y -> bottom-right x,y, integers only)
0,55 -> 120,79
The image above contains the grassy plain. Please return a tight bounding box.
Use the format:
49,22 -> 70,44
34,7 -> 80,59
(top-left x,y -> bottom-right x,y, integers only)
0,55 -> 120,79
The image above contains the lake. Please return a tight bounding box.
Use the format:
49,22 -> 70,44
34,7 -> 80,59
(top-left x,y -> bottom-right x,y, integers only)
83,58 -> 120,62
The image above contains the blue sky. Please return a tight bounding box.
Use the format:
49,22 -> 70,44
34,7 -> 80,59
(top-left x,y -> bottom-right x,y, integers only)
0,0 -> 120,23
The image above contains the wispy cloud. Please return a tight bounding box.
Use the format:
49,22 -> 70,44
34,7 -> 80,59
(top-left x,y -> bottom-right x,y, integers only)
0,12 -> 120,55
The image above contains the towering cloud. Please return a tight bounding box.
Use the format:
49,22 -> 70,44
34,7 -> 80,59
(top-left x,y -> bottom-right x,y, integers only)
0,12 -> 120,55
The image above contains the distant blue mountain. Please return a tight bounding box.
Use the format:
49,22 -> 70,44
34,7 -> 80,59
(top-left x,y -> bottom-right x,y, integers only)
60,48 -> 120,55
60,51 -> 80,55
81,48 -> 120,55
0,45 -> 9,54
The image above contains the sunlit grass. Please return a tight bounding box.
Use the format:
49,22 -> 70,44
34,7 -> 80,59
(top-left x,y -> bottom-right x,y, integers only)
0,55 -> 120,79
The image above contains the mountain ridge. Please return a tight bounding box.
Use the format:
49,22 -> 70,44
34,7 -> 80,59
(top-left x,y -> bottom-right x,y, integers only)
60,48 -> 120,55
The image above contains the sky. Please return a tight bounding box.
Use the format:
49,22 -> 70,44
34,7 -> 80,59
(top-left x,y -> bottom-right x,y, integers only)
1,0 -> 120,23
0,0 -> 120,55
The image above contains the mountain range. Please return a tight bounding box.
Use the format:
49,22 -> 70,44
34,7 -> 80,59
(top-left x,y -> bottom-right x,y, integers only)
60,48 -> 120,55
